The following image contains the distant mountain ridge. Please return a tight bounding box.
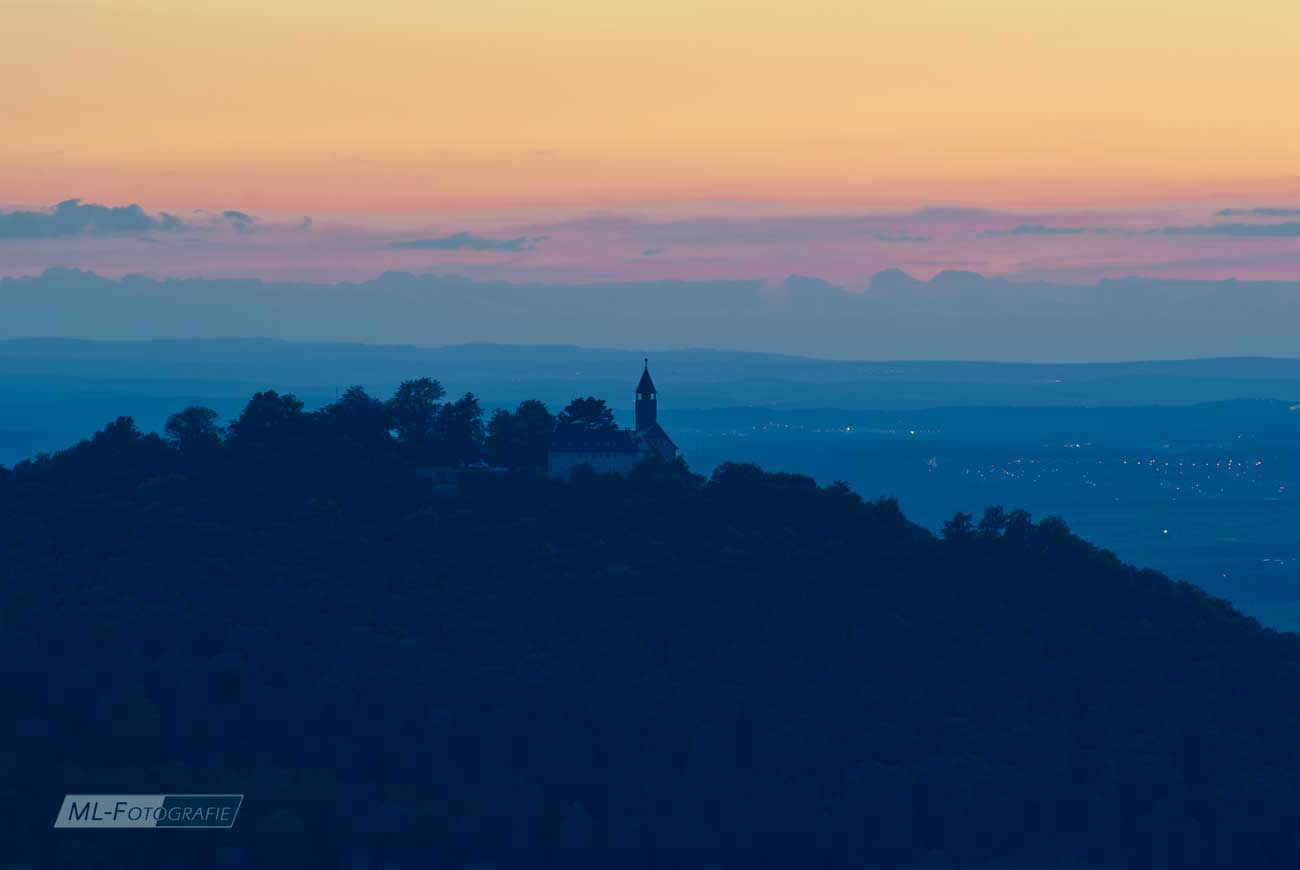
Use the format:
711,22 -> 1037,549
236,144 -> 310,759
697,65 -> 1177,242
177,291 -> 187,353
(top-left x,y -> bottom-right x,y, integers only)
5,267 -> 1300,360
5,337 -> 1300,405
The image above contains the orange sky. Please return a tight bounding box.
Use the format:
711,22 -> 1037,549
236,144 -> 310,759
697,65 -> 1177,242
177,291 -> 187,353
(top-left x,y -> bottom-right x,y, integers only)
4,0 -> 1300,214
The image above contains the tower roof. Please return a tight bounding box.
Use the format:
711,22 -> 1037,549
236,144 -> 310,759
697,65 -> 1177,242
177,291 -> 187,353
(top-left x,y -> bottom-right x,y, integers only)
637,359 -> 657,394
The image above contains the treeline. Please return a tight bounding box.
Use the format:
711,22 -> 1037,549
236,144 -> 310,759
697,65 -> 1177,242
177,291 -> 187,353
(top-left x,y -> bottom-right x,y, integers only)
24,379 -> 633,527
165,379 -> 551,474
3,385 -> 1300,868
161,378 -> 627,481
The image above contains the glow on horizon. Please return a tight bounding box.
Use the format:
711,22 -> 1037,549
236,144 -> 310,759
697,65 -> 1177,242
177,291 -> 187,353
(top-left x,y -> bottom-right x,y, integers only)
4,0 -> 1300,213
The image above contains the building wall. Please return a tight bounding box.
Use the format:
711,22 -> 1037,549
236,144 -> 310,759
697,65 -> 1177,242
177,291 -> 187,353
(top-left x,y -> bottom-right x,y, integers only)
640,434 -> 676,462
548,450 -> 643,479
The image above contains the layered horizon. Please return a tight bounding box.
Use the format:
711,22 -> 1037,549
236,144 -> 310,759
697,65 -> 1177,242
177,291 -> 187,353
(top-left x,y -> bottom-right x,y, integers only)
5,199 -> 1300,284
6,266 -> 1300,362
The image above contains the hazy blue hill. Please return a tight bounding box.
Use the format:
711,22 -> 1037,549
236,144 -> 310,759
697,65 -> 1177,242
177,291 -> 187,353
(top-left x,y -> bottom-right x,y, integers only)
4,406 -> 1300,868
6,339 -> 1300,631
4,337 -> 1300,406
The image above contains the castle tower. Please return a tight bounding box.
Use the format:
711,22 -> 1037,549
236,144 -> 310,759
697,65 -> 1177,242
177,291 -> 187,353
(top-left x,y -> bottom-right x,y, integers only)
635,359 -> 657,431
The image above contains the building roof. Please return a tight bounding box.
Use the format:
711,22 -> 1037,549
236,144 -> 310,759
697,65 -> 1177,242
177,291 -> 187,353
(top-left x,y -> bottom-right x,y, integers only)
635,421 -> 677,451
551,429 -> 640,453
636,360 -> 657,395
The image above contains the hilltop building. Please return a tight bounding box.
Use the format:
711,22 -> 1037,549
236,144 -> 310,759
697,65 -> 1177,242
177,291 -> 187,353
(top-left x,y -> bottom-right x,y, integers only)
548,360 -> 677,478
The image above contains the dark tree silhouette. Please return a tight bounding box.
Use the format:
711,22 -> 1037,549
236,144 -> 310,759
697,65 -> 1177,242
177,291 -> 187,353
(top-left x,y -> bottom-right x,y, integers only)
386,377 -> 446,453
941,510 -> 974,540
225,389 -> 306,447
322,385 -> 390,445
486,399 -> 555,468
556,396 -> 618,431
163,405 -> 223,454
1004,507 -> 1034,539
435,392 -> 485,465
977,504 -> 1008,537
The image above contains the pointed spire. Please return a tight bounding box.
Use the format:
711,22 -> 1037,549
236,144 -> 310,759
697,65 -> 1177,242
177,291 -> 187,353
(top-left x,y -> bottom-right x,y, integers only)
636,358 -> 657,430
637,358 -> 656,394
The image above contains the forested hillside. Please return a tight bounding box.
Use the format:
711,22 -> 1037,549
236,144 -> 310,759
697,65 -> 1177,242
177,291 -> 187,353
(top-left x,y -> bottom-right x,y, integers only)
3,386 -> 1300,868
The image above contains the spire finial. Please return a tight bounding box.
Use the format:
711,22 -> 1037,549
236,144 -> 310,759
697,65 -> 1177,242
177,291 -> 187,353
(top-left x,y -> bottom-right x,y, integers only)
644,357 -> 648,370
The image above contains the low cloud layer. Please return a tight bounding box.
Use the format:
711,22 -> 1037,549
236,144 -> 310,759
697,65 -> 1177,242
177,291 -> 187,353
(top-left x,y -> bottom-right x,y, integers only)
0,199 -> 182,240
222,210 -> 256,234
389,232 -> 541,252
873,231 -> 931,242
0,199 -> 286,242
7,202 -> 1300,285
1216,207 -> 1300,217
1011,224 -> 1093,236
1159,222 -> 1300,237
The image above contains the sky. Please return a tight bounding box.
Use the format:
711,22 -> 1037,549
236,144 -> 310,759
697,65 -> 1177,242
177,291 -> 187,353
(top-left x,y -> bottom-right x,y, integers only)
3,0 -> 1300,284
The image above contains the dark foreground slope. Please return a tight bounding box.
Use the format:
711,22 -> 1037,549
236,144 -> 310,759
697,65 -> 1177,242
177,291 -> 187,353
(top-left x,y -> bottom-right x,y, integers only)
3,418 -> 1300,868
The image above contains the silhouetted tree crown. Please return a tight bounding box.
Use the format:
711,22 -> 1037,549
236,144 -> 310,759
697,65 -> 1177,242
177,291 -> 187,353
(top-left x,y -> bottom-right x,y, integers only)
164,405 -> 223,454
322,385 -> 390,446
556,396 -> 618,431
225,389 -> 306,447
386,377 -> 446,454
486,399 -> 555,469
434,392 -> 485,465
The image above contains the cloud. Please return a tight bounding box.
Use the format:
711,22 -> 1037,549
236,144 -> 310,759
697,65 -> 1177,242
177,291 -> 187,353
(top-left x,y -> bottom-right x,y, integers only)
1158,222 -> 1300,237
1216,208 -> 1300,217
1011,224 -> 1091,236
221,210 -> 256,234
542,211 -> 950,247
17,202 -> 1300,287
388,232 -> 541,252
537,208 -> 1158,253
0,198 -> 183,240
